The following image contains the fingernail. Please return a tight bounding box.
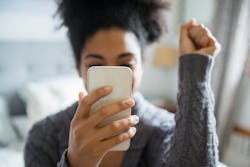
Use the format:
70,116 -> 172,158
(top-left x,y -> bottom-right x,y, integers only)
129,127 -> 136,135
129,115 -> 139,123
104,86 -> 112,92
122,99 -> 134,106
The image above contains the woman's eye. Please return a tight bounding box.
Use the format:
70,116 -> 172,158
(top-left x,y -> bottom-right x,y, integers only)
121,64 -> 134,68
87,64 -> 102,68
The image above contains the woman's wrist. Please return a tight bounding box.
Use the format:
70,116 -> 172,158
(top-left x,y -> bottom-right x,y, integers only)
179,54 -> 213,83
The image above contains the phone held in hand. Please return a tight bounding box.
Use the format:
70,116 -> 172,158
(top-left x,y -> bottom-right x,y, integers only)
87,66 -> 133,151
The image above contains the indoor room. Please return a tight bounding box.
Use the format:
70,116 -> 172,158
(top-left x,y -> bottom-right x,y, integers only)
0,0 -> 249,166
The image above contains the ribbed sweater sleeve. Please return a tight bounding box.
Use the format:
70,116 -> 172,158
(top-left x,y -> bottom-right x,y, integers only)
162,54 -> 219,167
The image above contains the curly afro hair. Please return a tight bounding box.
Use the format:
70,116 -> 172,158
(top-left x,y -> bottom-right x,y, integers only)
56,0 -> 169,67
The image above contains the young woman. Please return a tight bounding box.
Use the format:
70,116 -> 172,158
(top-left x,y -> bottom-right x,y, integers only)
24,0 -> 221,167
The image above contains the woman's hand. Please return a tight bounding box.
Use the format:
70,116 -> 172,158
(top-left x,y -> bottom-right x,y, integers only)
180,19 -> 221,57
67,86 -> 139,167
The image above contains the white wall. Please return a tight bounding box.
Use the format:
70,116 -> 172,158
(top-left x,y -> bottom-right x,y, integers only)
0,0 -> 67,42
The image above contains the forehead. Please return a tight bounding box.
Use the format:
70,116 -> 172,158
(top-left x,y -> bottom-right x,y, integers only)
82,28 -> 141,59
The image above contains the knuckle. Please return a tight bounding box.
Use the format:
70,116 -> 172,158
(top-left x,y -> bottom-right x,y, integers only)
189,27 -> 195,33
209,38 -> 216,44
72,127 -> 81,138
202,29 -> 209,35
214,45 -> 219,50
123,119 -> 130,126
85,89 -> 105,105
192,25 -> 199,30
215,42 -> 221,49
117,133 -> 129,143
116,135 -> 125,143
111,121 -> 121,131
203,27 -> 210,34
118,103 -> 126,111
189,30 -> 196,37
118,101 -> 125,108
71,123 -> 88,139
198,24 -> 203,28
96,88 -> 105,96
82,98 -> 91,106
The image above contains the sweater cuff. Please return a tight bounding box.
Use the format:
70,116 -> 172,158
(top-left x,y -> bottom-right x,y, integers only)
179,54 -> 213,83
57,149 -> 70,167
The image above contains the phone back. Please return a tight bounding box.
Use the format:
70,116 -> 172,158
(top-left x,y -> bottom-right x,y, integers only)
87,66 -> 133,151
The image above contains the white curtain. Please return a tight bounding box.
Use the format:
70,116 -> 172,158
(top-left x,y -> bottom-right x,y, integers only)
211,0 -> 250,157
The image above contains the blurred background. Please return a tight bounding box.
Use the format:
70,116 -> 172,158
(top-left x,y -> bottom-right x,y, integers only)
0,0 -> 249,166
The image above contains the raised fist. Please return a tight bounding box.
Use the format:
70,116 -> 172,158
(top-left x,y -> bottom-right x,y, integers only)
180,19 -> 221,57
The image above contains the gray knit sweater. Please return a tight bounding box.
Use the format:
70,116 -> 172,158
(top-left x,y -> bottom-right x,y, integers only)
24,54 -> 218,167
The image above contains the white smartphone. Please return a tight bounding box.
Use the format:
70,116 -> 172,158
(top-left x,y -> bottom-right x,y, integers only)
87,66 -> 133,151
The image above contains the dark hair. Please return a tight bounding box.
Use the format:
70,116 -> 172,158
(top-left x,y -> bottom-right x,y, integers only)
56,0 -> 169,68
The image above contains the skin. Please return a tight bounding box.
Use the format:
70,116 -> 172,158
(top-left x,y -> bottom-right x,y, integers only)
67,19 -> 221,167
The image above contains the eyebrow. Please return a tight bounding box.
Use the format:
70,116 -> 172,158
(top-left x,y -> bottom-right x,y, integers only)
118,52 -> 134,59
84,52 -> 134,60
84,54 -> 104,60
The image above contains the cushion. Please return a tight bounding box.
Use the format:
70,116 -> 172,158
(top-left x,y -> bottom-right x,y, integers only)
24,75 -> 85,123
17,75 -> 85,139
0,97 -> 17,146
